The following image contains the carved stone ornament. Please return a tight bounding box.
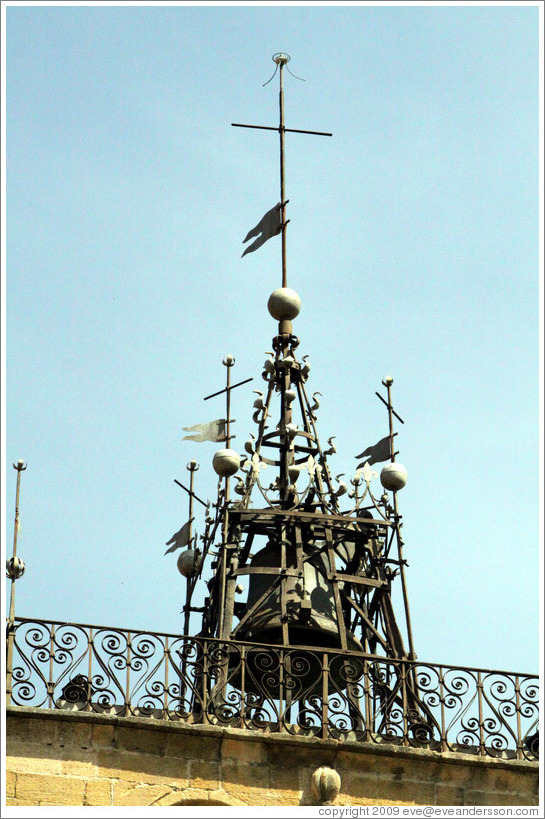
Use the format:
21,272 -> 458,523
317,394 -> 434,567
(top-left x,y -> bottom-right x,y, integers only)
311,766 -> 341,806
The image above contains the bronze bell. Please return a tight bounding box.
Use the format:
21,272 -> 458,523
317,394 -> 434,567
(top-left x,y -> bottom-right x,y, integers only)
231,542 -> 362,695
237,542 -> 361,651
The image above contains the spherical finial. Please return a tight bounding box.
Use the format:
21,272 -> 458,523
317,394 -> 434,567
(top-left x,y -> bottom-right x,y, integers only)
177,549 -> 201,578
6,556 -> 25,580
268,288 -> 301,321
212,449 -> 240,477
380,462 -> 408,491
383,375 -> 394,387
223,354 -> 235,367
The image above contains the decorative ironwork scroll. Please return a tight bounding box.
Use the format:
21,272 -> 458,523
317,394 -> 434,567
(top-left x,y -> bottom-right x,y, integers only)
7,617 -> 539,761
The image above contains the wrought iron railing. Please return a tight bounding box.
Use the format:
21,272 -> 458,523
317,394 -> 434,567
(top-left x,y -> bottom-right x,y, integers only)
6,617 -> 539,761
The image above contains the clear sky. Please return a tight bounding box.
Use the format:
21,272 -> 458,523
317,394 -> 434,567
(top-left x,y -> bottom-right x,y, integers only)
3,2 -> 542,676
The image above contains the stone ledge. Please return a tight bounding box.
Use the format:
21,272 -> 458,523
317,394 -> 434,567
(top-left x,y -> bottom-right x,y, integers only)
7,706 -> 538,776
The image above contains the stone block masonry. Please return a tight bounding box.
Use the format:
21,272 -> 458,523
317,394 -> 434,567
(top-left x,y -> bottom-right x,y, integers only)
6,707 -> 538,807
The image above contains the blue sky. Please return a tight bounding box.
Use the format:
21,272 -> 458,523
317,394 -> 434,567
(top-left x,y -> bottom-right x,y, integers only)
3,2 -> 542,676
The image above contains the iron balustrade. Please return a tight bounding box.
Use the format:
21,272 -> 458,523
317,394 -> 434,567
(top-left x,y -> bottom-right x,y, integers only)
6,617 -> 539,761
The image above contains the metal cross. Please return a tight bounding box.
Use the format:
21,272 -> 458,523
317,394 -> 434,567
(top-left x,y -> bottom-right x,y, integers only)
232,53 -> 332,288
376,378 -> 405,461
203,356 -> 253,448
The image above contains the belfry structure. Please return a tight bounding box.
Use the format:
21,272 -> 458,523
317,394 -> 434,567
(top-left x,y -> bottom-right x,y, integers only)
6,55 -> 538,809
178,53 -> 415,689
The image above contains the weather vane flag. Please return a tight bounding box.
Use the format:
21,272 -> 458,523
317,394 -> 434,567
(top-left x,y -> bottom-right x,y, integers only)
242,203 -> 282,256
182,419 -> 229,443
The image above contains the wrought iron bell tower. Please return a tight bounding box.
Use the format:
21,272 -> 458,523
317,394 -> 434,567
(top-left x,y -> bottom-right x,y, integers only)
174,54 -> 416,672
198,310 -> 413,664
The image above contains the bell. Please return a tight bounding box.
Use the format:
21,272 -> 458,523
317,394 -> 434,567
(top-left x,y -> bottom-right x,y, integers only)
231,543 -> 362,695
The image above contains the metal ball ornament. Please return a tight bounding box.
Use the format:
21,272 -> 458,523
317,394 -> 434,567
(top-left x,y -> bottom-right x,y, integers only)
6,556 -> 25,580
213,449 -> 241,477
177,549 -> 201,578
267,288 -> 301,321
380,462 -> 408,491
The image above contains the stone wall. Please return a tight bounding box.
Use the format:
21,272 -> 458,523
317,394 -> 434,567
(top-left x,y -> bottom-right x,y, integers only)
6,707 -> 538,807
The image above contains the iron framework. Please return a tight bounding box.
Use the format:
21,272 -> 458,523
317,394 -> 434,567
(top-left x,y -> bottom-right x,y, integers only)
6,617 -> 539,761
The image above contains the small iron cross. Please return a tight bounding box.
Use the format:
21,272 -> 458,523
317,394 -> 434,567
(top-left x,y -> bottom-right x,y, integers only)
203,355 -> 253,448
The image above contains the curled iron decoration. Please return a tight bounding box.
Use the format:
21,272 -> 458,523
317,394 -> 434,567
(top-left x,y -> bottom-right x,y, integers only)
11,667 -> 38,705
200,641 -> 243,727
284,649 -> 323,699
366,661 -> 406,742
58,674 -> 91,705
522,723 -> 539,759
330,653 -> 366,686
325,654 -> 367,739
7,619 -> 538,760
136,681 -> 168,716
243,690 -> 274,731
88,629 -> 130,713
50,625 -> 97,711
519,677 -> 539,760
129,634 -> 170,716
49,627 -> 83,683
406,709 -> 435,745
280,650 -> 327,736
243,691 -> 280,731
167,637 -> 207,719
11,622 -> 52,706
412,667 -> 442,708
295,693 -> 324,735
237,646 -> 282,729
52,626 -> 83,667
19,623 -> 92,708
437,667 -> 479,752
207,640 -> 232,667
247,646 -> 282,692
479,673 -> 520,757
403,665 -> 442,749
520,676 -> 539,707
97,629 -> 130,672
327,689 -> 363,737
211,687 -> 243,726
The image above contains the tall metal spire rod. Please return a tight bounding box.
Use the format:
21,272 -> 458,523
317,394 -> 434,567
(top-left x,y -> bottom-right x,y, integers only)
6,460 -> 27,705
232,53 -> 332,288
380,377 -> 415,661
